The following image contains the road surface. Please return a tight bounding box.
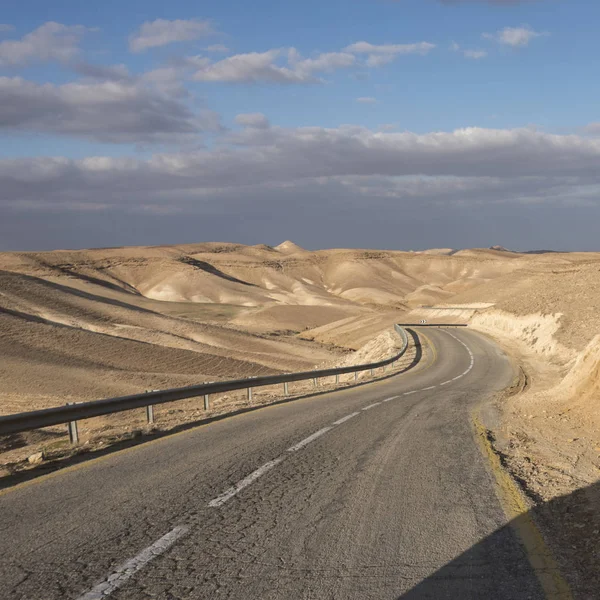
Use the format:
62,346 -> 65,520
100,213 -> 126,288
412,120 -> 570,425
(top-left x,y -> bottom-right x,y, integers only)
0,328 -> 545,599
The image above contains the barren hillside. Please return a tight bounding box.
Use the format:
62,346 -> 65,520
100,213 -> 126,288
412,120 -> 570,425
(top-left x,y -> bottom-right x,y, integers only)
1,241 -> 599,499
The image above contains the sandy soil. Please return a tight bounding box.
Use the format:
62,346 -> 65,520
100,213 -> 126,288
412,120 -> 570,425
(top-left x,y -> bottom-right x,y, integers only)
1,242 -> 599,503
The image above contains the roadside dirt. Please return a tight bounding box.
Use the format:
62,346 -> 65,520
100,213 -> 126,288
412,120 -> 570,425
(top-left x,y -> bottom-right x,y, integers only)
479,333 -> 600,598
0,340 -> 417,480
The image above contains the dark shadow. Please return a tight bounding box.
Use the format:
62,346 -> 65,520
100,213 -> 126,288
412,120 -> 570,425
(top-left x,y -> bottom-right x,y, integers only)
0,305 -> 168,350
0,331 -> 424,490
0,270 -> 161,316
397,478 -> 599,599
179,256 -> 256,286
22,255 -> 140,294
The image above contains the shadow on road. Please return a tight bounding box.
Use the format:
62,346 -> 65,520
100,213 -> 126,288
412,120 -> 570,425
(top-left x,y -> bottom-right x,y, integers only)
398,479 -> 600,599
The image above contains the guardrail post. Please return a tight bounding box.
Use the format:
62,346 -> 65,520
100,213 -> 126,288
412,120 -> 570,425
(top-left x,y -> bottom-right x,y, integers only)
284,382 -> 289,396
204,394 -> 210,410
0,326 -> 410,441
66,403 -> 79,445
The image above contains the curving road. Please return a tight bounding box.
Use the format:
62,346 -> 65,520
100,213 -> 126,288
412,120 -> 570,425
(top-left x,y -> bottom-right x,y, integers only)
0,328 -> 546,599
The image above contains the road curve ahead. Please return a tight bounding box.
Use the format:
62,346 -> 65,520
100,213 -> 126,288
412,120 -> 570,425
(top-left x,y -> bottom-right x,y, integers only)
0,328 -> 546,600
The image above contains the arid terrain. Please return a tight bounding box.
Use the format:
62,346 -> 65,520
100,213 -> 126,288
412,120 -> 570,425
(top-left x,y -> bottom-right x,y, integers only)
1,241 -> 599,510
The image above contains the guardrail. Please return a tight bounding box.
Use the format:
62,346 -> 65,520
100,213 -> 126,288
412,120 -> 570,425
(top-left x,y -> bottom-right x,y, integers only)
396,323 -> 468,327
0,325 -> 410,444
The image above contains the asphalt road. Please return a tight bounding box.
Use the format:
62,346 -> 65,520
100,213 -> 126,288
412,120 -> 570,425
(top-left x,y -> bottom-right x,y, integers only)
0,328 -> 546,599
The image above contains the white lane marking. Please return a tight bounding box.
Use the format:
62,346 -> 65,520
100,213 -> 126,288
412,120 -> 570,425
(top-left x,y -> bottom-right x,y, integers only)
332,412 -> 360,425
208,457 -> 284,507
207,330 -> 482,512
441,330 -> 475,382
362,402 -> 381,411
75,526 -> 189,600
287,427 -> 333,453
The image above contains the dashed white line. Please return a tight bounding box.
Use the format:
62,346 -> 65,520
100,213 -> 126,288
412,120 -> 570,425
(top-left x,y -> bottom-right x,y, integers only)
75,526 -> 190,600
287,427 -> 334,452
208,457 -> 284,507
332,412 -> 360,425
78,330 -> 481,599
362,402 -> 381,411
208,331 -> 477,511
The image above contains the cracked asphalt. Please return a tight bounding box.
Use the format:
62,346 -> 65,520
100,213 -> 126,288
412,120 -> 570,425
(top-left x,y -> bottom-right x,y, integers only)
0,328 -> 546,599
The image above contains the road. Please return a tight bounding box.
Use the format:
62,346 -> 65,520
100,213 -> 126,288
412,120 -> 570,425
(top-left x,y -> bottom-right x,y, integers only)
0,328 -> 546,599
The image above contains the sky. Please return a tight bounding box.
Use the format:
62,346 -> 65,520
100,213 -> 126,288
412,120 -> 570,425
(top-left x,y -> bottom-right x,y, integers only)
1,0 -> 600,252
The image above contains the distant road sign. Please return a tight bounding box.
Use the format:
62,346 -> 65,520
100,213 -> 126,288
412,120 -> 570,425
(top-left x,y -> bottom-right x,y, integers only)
420,319 -> 427,324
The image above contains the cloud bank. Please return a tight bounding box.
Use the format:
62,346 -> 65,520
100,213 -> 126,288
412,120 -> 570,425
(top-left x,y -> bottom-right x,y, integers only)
129,19 -> 213,52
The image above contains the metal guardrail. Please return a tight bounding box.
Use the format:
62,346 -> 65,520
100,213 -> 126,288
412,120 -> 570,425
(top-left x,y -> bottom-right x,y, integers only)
396,323 -> 468,327
0,325 -> 410,442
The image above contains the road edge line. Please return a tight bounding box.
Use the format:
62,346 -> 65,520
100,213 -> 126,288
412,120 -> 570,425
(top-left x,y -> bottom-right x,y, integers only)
472,410 -> 572,600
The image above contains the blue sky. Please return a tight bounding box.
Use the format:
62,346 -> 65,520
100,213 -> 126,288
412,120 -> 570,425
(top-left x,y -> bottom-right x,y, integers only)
1,0 -> 600,251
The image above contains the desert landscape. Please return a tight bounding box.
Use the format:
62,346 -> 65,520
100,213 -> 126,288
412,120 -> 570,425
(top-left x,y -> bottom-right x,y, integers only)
1,240 -> 600,594
1,240 -> 599,503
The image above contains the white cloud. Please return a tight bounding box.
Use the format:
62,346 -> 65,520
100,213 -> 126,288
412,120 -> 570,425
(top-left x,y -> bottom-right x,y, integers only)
483,26 -> 547,47
205,44 -> 230,53
463,49 -> 488,59
4,124 -> 600,253
129,18 -> 212,53
3,126 -> 600,209
344,41 -> 436,67
74,63 -> 130,81
0,76 -> 218,143
440,0 -> 538,4
378,123 -> 398,132
74,62 -> 188,96
235,113 -> 270,128
288,50 -> 356,73
583,123 -> 600,135
192,50 -> 306,83
440,0 -> 537,3
140,66 -> 189,96
356,97 -> 377,104
365,54 -> 397,67
191,48 -> 355,84
451,42 -> 487,59
0,22 -> 89,67
345,41 -> 435,55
